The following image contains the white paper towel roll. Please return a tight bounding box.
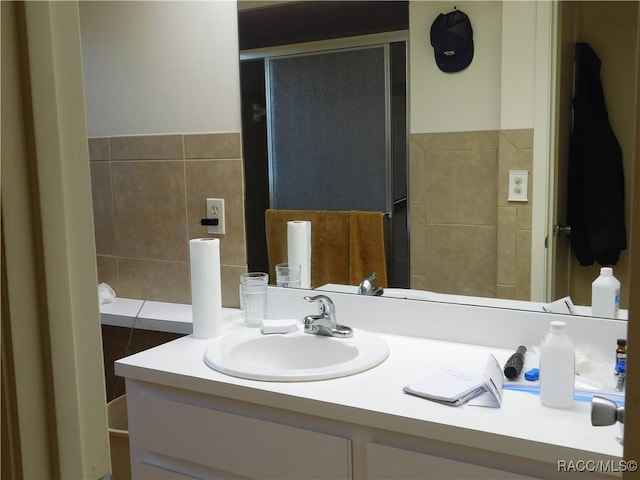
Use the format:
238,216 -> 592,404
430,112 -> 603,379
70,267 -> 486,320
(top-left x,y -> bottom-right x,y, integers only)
287,221 -> 311,288
189,238 -> 223,338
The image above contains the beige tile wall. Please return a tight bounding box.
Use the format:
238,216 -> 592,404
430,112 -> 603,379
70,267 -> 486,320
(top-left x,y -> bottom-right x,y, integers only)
89,133 -> 247,307
497,129 -> 534,300
409,129 -> 533,300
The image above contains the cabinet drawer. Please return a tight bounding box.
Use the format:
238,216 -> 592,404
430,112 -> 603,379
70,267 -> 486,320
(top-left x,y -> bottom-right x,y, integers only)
130,390 -> 351,479
134,462 -> 194,480
366,443 -> 537,479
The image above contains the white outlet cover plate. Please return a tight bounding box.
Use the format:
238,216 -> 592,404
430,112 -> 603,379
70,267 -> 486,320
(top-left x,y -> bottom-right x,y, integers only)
508,170 -> 528,202
206,198 -> 225,234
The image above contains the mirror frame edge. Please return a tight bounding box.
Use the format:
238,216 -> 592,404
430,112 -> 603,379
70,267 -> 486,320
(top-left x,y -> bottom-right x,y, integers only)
622,2 -> 640,464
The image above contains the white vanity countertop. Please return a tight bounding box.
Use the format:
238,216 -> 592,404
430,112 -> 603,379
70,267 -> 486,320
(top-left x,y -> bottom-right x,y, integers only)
100,298 -> 241,334
115,322 -> 623,467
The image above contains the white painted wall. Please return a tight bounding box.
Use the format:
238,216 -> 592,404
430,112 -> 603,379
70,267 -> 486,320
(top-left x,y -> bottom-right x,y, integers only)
409,1 -> 503,133
409,1 -> 538,134
500,1 -> 536,130
79,1 -> 538,137
79,1 -> 241,137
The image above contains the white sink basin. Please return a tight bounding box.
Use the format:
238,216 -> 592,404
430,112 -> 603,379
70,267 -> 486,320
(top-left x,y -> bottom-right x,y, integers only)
203,327 -> 389,382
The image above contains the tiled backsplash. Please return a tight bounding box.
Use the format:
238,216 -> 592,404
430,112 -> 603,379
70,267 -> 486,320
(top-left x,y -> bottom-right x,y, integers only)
409,129 -> 533,300
91,129 -> 532,306
90,133 -> 246,307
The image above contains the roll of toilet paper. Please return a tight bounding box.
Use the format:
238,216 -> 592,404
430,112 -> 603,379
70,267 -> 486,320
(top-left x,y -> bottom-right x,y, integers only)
189,238 -> 223,338
287,220 -> 311,288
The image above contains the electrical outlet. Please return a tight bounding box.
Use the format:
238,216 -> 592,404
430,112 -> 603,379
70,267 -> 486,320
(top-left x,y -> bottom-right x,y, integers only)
206,198 -> 225,234
508,170 -> 529,202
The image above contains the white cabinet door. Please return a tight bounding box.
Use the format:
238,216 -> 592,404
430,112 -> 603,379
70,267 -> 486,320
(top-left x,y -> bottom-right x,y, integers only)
128,384 -> 351,479
366,443 -> 539,479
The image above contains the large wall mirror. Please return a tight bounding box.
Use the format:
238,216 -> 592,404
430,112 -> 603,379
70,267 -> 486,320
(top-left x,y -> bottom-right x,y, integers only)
238,0 -> 638,319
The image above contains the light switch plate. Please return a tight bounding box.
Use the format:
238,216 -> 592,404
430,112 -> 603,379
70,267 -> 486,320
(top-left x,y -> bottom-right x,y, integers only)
508,170 -> 529,202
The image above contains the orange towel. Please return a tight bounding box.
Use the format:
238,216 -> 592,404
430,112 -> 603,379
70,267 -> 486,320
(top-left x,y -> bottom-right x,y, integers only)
265,209 -> 387,289
349,211 -> 387,288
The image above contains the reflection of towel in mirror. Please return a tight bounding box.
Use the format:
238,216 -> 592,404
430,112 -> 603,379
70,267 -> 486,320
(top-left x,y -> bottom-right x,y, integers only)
265,209 -> 387,289
348,211 -> 387,287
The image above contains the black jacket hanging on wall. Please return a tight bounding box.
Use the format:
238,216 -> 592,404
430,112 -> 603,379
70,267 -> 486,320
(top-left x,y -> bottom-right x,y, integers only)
567,42 -> 626,266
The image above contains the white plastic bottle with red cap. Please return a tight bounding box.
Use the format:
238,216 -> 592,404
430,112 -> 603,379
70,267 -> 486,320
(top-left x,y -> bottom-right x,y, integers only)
539,320 -> 575,408
591,267 -> 620,318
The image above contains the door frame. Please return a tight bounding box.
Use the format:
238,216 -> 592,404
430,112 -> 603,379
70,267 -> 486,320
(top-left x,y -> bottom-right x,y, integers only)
534,0 -> 559,303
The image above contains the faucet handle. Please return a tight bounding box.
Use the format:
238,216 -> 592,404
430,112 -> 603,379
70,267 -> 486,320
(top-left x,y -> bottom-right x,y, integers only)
303,295 -> 352,338
357,273 -> 376,295
358,272 -> 384,296
303,295 -> 336,318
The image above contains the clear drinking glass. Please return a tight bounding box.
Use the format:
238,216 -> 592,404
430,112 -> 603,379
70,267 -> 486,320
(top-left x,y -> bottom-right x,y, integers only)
240,272 -> 269,327
275,263 -> 301,288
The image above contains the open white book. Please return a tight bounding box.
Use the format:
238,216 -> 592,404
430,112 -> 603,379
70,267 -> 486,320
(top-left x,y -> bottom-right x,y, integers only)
403,355 -> 504,407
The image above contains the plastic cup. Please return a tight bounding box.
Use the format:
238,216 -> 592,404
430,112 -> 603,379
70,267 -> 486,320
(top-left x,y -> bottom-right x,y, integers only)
275,263 -> 301,288
240,272 -> 268,327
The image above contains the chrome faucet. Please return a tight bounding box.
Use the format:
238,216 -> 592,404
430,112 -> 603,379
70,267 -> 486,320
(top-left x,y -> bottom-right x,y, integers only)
303,295 -> 353,338
358,272 -> 384,296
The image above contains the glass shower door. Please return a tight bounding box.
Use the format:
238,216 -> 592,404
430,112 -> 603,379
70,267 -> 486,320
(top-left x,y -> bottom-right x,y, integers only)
267,46 -> 389,212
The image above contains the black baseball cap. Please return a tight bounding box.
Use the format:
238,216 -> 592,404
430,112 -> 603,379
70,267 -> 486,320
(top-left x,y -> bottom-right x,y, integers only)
430,9 -> 474,73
